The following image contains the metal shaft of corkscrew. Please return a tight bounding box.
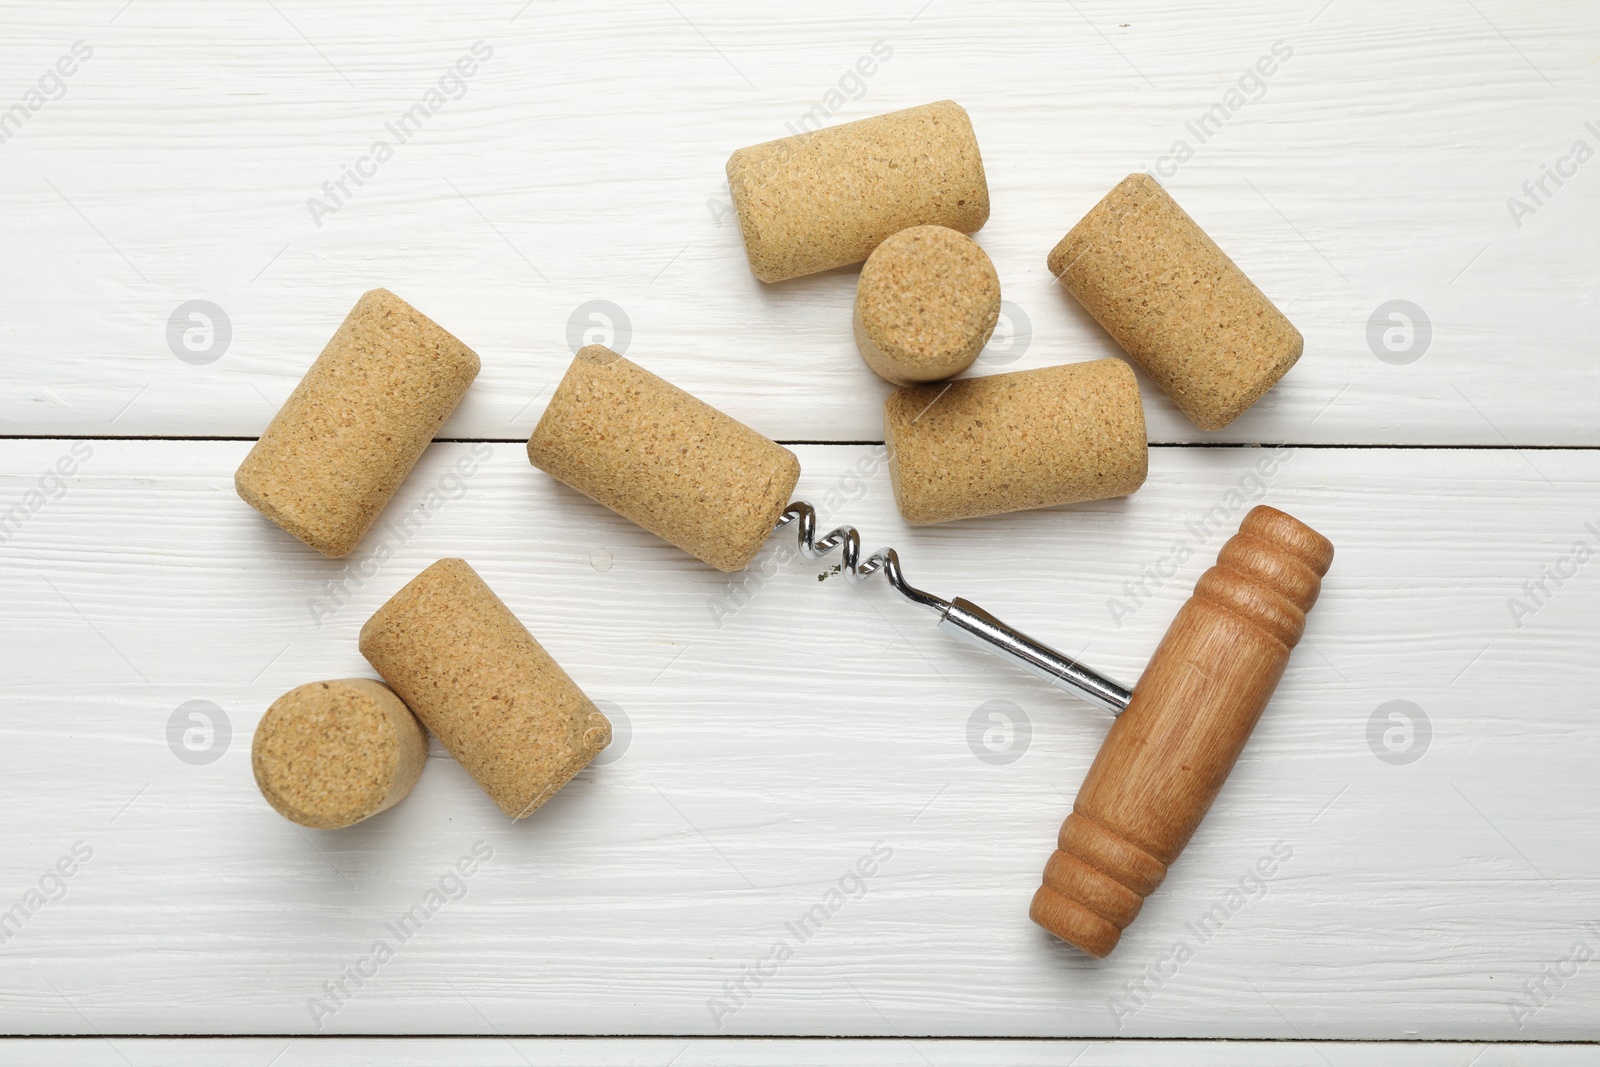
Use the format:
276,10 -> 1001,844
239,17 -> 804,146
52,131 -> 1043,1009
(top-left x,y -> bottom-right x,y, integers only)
776,502 -> 1132,716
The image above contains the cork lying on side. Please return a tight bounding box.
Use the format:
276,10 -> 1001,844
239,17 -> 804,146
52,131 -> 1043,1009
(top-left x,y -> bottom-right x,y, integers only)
885,359 -> 1147,525
727,100 -> 990,283
1048,174 -> 1301,431
528,346 -> 800,573
360,559 -> 611,820
854,225 -> 1001,386
235,288 -> 480,557
251,678 -> 428,830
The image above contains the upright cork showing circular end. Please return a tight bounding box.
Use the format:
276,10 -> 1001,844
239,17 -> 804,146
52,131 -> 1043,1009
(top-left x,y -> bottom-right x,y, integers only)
854,225 -> 1000,386
234,288 -> 480,557
359,559 -> 612,820
884,359 -> 1148,525
528,347 -> 800,573
251,678 -> 428,830
1048,174 -> 1303,431
726,100 -> 990,283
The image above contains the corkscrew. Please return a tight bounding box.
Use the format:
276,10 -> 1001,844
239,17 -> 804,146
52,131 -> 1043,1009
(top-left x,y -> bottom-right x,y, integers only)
526,347 -> 1335,958
779,501 -> 1334,957
777,501 -> 1132,715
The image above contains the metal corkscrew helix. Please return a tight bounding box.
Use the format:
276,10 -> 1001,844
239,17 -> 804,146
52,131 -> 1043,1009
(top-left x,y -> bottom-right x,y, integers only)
775,502 -> 1133,715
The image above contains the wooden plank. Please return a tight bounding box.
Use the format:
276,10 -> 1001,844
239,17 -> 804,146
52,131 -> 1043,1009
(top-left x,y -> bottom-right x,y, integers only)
0,1037 -> 1594,1066
0,440 -> 1595,1038
0,1 -> 1594,442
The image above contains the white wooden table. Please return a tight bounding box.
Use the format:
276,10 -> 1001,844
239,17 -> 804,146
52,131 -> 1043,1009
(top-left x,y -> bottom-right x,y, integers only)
1,1 -> 1595,1062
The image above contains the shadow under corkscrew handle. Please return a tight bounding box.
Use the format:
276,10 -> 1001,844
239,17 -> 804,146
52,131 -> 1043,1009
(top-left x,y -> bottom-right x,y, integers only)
1030,505 -> 1335,957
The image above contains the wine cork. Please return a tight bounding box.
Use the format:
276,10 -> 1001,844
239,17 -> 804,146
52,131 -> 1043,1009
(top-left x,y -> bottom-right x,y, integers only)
727,100 -> 989,283
885,359 -> 1147,525
854,225 -> 1000,386
528,346 -> 800,573
359,559 -> 611,820
1048,174 -> 1302,431
235,288 -> 480,557
251,678 -> 428,830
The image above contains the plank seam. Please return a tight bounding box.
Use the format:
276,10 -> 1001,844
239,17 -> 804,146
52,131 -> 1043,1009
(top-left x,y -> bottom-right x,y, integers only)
2,437 -> 1600,451
0,1035 -> 1595,1044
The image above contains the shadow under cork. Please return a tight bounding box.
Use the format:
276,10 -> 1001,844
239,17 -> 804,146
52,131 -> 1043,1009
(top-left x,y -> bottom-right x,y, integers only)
1043,268 -> 1121,349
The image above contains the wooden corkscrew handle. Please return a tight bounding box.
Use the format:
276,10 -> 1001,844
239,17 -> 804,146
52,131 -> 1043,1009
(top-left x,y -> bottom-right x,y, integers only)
1029,505 -> 1334,957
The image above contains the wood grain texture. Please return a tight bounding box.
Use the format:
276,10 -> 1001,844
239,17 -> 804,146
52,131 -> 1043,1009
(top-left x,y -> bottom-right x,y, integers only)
0,1 -> 1594,443
2,0 -> 1595,1045
1,440 -> 1596,1038
0,1037 -> 1594,1066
